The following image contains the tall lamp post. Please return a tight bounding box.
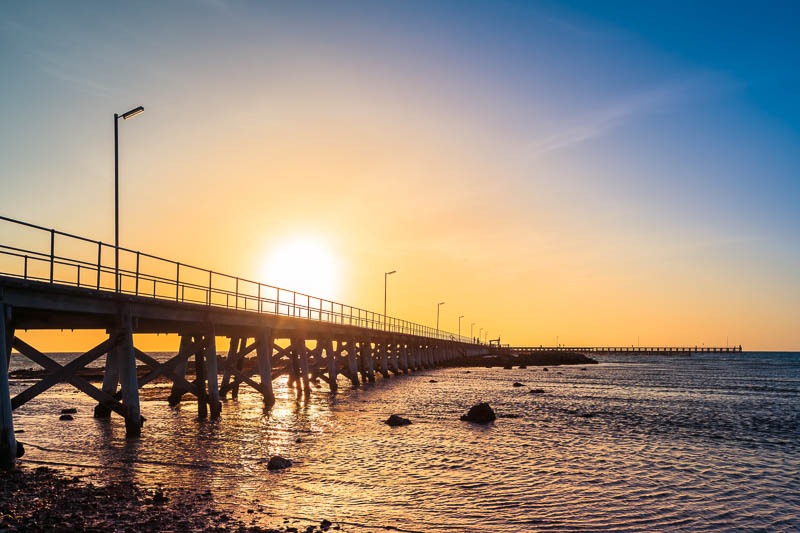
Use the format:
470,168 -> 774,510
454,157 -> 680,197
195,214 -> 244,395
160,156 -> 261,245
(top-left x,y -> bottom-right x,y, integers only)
114,106 -> 144,293
383,270 -> 396,330
436,301 -> 445,337
458,315 -> 464,340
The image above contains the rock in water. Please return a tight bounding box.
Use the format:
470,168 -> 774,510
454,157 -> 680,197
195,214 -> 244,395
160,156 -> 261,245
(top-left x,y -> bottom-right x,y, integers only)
321,518 -> 333,530
267,455 -> 293,470
460,402 -> 496,424
512,382 -> 524,387
59,414 -> 74,421
530,388 -> 546,394
429,379 -> 438,383
384,414 -> 412,427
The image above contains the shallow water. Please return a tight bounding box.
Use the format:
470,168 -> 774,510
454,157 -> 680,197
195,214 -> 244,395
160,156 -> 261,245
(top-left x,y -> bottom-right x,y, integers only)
10,351 -> 800,532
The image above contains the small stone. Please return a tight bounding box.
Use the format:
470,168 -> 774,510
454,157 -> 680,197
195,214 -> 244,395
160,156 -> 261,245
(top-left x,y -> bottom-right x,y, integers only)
460,402 -> 496,424
267,455 -> 292,470
428,379 -> 438,383
512,382 -> 524,387
295,437 -> 303,443
384,414 -> 412,426
59,414 -> 74,421
60,408 -> 77,414
14,429 -> 24,433
529,389 -> 546,394
542,368 -> 549,372
321,518 -> 332,530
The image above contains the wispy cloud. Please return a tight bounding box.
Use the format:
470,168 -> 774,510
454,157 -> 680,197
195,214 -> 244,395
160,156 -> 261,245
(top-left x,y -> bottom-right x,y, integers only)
524,81 -> 696,157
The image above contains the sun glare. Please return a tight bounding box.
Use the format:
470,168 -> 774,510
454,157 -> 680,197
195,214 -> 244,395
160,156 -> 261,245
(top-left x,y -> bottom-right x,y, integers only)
261,237 -> 339,299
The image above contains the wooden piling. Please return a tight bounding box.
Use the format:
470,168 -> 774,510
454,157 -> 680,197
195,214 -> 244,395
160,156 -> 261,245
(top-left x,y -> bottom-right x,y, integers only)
325,338 -> 338,393
93,342 -> 120,418
346,340 -> 360,387
361,340 -> 375,382
168,334 -> 192,406
256,329 -> 275,407
0,305 -> 17,469
118,314 -> 142,437
205,326 -> 222,418
379,341 -> 390,378
195,338 -> 208,419
220,336 -> 240,399
296,338 -> 311,394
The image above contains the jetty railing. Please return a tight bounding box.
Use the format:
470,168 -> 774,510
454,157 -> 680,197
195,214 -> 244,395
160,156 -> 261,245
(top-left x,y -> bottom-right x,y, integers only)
0,215 -> 469,342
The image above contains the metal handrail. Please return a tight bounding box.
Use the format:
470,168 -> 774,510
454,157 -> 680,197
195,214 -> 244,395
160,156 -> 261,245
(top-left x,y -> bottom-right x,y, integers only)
0,215 -> 474,342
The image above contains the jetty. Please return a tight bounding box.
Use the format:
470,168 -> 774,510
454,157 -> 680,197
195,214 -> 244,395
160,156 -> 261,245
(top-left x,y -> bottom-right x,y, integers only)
0,215 -> 488,469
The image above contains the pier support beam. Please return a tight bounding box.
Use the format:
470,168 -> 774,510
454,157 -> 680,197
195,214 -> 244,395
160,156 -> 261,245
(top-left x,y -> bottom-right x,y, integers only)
195,338 -> 208,419
205,326 -> 222,419
346,340 -> 360,387
379,341 -> 390,378
324,338 -> 338,393
93,342 -> 121,418
220,336 -> 240,399
0,305 -> 17,469
168,334 -> 193,406
118,313 -> 142,437
296,337 -> 311,394
256,329 -> 275,407
361,340 -> 375,383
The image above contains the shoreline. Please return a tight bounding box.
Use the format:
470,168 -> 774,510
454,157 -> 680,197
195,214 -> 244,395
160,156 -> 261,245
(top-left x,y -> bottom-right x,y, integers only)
0,465 -> 348,532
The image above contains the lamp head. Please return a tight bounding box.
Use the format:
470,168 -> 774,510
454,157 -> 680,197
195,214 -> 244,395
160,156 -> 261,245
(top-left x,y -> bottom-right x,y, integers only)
121,106 -> 144,120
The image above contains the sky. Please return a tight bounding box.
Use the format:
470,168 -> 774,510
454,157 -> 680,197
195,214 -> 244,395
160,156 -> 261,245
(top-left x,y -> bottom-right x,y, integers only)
1,1 -> 798,350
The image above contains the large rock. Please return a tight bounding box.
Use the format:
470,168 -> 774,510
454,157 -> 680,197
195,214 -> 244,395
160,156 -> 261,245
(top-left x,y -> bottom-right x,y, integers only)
384,414 -> 412,427
267,455 -> 293,470
460,402 -> 496,424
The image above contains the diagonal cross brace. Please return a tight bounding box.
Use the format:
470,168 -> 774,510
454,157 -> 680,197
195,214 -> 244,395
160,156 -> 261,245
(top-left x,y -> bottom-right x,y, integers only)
134,345 -> 203,395
11,337 -> 125,417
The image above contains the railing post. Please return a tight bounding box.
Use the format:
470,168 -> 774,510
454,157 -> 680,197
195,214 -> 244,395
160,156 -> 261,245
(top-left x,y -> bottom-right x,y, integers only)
76,264 -> 81,287
97,242 -> 102,290
208,271 -> 212,306
135,252 -> 140,296
257,284 -> 261,312
23,256 -> 27,280
235,278 -> 239,310
49,229 -> 54,283
175,262 -> 180,301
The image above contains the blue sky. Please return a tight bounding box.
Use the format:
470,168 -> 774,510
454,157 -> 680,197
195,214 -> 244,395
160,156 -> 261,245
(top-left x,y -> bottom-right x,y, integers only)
1,1 -> 798,348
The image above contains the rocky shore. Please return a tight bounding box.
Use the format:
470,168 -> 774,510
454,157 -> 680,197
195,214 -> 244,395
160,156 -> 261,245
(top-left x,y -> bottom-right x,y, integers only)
0,466 -> 341,533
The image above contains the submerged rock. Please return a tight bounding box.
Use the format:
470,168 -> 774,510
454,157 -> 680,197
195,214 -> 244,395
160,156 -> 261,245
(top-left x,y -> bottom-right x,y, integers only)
59,414 -> 74,421
498,413 -> 520,419
321,518 -> 333,530
542,368 -> 549,372
428,379 -> 438,383
267,455 -> 293,470
460,402 -> 496,424
512,382 -> 524,387
384,414 -> 412,427
529,389 -> 546,394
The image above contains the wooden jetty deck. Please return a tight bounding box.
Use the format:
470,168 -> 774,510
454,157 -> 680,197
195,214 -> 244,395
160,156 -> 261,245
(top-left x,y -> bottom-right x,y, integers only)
0,216 -> 487,469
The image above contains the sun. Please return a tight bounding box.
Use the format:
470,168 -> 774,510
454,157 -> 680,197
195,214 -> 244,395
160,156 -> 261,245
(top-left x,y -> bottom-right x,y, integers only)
261,237 -> 339,299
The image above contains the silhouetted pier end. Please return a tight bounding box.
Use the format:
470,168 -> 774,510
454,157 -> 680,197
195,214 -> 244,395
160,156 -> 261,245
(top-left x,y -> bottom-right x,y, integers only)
510,346 -> 743,356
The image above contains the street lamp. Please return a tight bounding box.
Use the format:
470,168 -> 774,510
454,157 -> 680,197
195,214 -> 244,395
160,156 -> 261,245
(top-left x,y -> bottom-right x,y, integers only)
384,270 -> 396,330
436,301 -> 445,336
458,315 -> 464,340
114,106 -> 144,292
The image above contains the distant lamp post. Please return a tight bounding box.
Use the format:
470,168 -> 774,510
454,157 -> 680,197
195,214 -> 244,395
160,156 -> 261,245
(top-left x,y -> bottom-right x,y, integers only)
114,106 -> 144,293
436,301 -> 445,337
383,270 -> 396,330
458,315 -> 464,340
